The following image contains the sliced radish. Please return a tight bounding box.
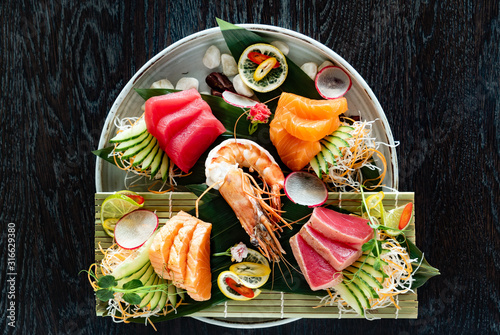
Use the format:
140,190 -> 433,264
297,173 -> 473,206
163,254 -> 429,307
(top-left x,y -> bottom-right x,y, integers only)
284,171 -> 328,207
315,66 -> 352,99
222,90 -> 259,108
114,210 -> 159,250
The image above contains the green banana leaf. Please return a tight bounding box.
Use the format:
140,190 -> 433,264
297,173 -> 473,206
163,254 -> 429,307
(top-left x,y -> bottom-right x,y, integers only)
396,235 -> 441,289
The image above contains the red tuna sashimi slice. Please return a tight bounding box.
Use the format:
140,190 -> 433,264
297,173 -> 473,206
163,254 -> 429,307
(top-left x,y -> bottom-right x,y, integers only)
289,234 -> 342,291
299,224 -> 362,270
144,89 -> 201,139
308,207 -> 373,246
154,99 -> 205,150
166,111 -> 225,173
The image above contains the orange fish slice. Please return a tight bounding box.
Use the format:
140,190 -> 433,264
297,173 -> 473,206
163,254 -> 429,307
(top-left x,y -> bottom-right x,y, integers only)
276,92 -> 348,120
269,117 -> 321,171
277,108 -> 341,142
148,212 -> 187,279
184,221 -> 212,301
168,214 -> 199,288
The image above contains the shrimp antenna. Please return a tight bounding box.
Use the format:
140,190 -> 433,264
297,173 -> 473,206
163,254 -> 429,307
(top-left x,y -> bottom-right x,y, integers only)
195,181 -> 222,218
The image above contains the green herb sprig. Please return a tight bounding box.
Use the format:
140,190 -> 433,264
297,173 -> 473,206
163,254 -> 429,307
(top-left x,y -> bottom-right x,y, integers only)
81,268 -> 170,305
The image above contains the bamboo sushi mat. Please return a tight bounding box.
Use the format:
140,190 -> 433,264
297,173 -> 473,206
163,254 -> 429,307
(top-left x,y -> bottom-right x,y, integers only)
94,192 -> 417,320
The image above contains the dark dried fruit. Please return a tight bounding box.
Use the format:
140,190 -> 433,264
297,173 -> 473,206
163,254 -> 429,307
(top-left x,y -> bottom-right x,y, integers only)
210,89 -> 223,98
206,72 -> 235,93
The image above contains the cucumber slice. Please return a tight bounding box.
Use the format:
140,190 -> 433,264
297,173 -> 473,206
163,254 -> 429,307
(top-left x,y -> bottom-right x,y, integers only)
110,118 -> 147,143
111,232 -> 157,280
168,281 -> 177,306
333,282 -> 364,316
356,254 -> 388,268
309,156 -> 322,178
155,286 -> 169,312
115,131 -> 150,151
149,278 -> 165,310
324,135 -> 349,149
320,145 -> 337,166
137,266 -> 156,298
346,280 -> 370,310
317,151 -> 328,174
153,150 -> 166,180
344,267 -> 383,290
133,137 -> 158,166
337,125 -> 355,132
159,152 -> 169,181
139,275 -> 159,308
176,286 -> 185,302
122,133 -> 153,160
116,261 -> 150,288
351,262 -> 386,280
332,130 -> 352,140
141,143 -> 160,170
343,271 -> 379,299
321,140 -> 342,157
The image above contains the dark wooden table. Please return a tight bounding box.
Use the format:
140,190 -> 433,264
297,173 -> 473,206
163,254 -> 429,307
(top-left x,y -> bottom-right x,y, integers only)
1,1 -> 498,334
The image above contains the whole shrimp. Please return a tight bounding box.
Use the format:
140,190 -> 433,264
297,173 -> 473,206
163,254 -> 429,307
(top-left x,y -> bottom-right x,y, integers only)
205,139 -> 287,262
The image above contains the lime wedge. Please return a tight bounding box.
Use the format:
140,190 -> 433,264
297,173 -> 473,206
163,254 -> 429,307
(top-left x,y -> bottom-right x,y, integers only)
384,203 -> 414,236
102,218 -> 119,238
100,193 -> 144,224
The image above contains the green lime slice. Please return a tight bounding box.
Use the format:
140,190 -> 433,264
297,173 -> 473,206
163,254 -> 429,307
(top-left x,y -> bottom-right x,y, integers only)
238,43 -> 288,93
384,204 -> 414,236
102,218 -> 119,238
100,193 -> 143,223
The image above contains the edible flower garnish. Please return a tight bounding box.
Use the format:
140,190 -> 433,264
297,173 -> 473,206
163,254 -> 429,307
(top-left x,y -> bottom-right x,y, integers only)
213,242 -> 249,262
247,103 -> 271,134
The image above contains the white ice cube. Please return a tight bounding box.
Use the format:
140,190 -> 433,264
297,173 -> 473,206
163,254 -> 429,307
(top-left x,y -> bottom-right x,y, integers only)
301,62 -> 318,80
150,79 -> 174,89
202,45 -> 221,69
232,74 -> 253,97
221,54 -> 238,77
271,40 -> 289,56
175,77 -> 199,91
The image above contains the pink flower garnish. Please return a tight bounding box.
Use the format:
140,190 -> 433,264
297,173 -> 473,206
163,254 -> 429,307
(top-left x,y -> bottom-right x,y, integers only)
247,103 -> 271,123
230,242 -> 249,262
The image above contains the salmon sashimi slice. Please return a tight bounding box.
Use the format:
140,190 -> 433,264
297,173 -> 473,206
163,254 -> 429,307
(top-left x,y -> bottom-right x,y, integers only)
276,107 -> 341,142
168,215 -> 199,288
277,92 -> 348,120
148,212 -> 189,279
269,117 -> 321,171
184,221 -> 212,301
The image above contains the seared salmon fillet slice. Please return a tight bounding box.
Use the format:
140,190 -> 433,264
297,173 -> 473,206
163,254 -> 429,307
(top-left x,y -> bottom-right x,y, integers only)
148,211 -> 188,279
168,215 -> 199,288
184,221 -> 212,301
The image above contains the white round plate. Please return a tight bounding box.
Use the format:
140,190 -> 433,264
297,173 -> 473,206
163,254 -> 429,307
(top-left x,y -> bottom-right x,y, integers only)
95,24 -> 398,328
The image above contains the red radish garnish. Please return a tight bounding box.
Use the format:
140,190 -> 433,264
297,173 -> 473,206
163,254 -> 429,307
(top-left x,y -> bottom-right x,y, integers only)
315,66 -> 352,99
284,171 -> 328,207
114,209 -> 159,250
222,91 -> 259,108
398,202 -> 413,230
125,194 -> 145,205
